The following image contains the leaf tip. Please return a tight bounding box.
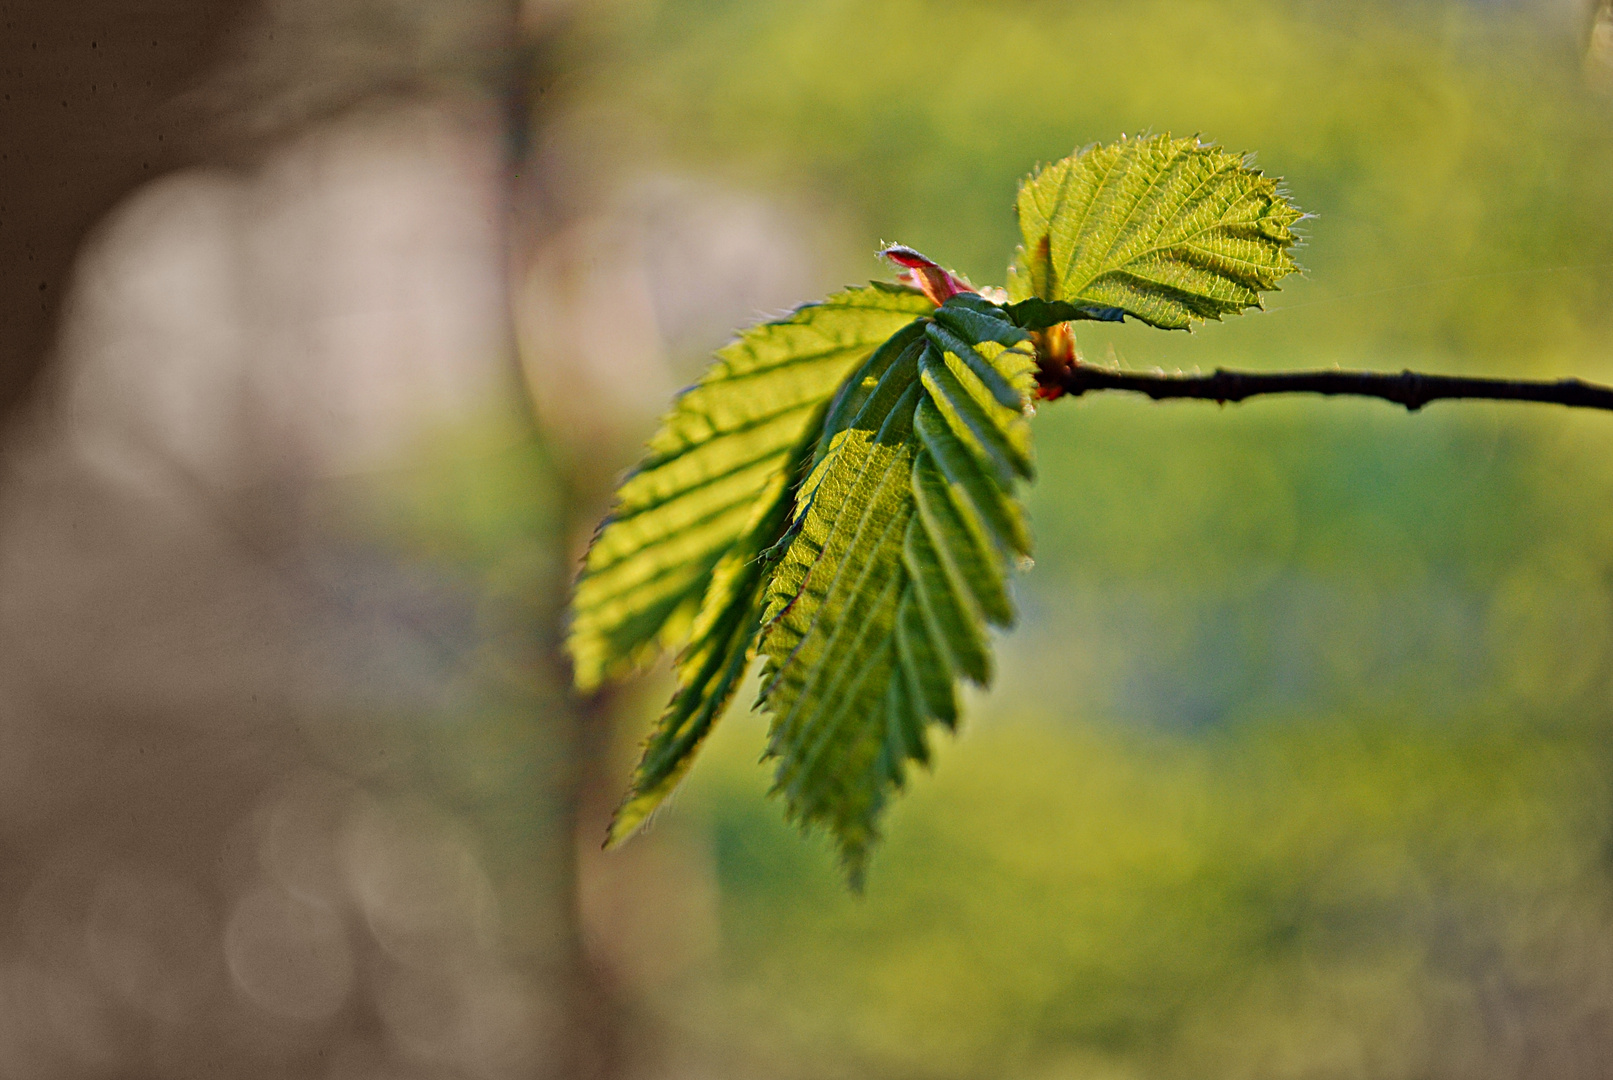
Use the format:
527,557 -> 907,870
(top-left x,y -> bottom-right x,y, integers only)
603,798 -> 650,850
567,643 -> 606,693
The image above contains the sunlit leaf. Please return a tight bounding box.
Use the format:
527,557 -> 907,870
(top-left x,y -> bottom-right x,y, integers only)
755,301 -> 1035,882
573,135 -> 1307,883
568,283 -> 933,692
1009,134 -> 1303,327
604,415 -> 820,846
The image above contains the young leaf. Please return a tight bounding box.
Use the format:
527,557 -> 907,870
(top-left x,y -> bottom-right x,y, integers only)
1001,296 -> 1126,329
604,415 -> 820,846
571,136 -> 1309,886
1009,133 -> 1302,327
755,301 -> 1036,883
568,283 -> 934,692
758,416 -> 920,885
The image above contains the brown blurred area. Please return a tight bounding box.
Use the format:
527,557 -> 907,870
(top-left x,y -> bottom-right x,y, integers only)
0,0 -> 247,424
0,2 -> 636,1077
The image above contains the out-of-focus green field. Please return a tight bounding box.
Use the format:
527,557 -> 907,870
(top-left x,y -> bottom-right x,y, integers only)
494,1 -> 1613,1075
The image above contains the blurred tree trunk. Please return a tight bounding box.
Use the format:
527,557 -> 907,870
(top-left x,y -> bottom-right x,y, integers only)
0,0 -> 255,425
2,2 -> 627,1077
508,19 -> 630,1076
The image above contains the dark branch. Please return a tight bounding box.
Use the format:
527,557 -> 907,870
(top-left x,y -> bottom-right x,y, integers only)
1045,364 -> 1613,413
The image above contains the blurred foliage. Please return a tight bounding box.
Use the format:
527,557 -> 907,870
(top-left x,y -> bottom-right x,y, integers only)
563,0 -> 1613,377
324,411 -> 580,950
513,0 -> 1613,1076
683,704 -> 1613,1078
665,397 -> 1613,1077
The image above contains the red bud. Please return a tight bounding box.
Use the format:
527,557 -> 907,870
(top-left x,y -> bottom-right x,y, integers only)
880,245 -> 975,306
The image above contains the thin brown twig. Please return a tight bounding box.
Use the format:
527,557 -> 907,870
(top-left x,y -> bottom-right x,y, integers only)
1044,364 -> 1613,412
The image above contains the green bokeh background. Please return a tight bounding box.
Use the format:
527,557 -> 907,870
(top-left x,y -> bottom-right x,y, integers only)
451,2 -> 1613,1075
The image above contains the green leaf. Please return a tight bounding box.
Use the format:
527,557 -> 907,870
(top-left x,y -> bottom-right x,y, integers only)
915,394 -> 1031,556
755,306 -> 1034,883
910,449 -> 1014,628
575,136 -> 1302,885
931,298 -> 1029,349
604,415 -> 820,847
1001,296 -> 1126,329
1008,134 -> 1303,328
924,321 -> 1022,410
920,343 -> 1034,485
817,321 -> 929,461
568,283 -> 933,691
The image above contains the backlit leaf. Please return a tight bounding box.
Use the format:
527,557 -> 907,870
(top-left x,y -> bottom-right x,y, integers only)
756,298 -> 1035,882
572,135 -> 1307,884
569,283 -> 933,691
1009,134 -> 1303,328
604,418 -> 819,846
